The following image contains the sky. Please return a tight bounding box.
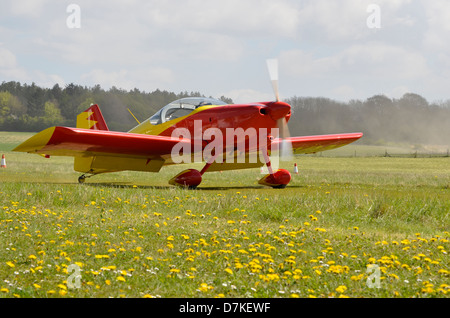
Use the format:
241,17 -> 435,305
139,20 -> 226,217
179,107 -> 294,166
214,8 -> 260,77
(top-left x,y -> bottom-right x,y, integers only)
1,0 -> 450,104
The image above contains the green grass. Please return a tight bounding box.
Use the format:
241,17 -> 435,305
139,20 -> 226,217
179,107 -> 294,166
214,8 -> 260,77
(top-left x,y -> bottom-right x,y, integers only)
0,131 -> 449,298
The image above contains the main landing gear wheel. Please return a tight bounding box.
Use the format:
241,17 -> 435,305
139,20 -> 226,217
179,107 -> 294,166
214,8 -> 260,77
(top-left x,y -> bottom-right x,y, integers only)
169,169 -> 202,189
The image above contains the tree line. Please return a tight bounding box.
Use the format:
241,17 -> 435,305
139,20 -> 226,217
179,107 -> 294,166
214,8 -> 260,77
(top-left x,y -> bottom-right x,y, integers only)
0,81 -> 233,132
286,94 -> 450,146
1,81 -> 449,146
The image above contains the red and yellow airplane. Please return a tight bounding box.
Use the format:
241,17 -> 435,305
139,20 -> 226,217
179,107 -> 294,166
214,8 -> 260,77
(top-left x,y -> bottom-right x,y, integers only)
13,60 -> 362,188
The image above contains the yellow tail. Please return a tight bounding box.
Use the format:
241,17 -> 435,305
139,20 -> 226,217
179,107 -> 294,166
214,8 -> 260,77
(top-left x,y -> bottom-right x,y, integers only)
76,104 -> 109,130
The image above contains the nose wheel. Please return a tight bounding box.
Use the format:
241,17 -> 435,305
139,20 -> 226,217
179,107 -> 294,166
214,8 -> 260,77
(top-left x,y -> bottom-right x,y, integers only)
258,146 -> 291,188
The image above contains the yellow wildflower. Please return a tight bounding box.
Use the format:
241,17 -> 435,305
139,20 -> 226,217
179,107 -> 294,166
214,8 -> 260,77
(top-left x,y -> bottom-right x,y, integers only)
225,268 -> 233,275
336,285 -> 347,294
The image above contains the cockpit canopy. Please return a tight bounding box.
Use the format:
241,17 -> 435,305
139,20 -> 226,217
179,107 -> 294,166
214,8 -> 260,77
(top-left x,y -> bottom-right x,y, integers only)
149,97 -> 228,125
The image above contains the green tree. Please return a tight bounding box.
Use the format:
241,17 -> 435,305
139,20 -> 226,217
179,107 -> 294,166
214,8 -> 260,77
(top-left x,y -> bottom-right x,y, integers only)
0,91 -> 26,116
42,101 -> 64,126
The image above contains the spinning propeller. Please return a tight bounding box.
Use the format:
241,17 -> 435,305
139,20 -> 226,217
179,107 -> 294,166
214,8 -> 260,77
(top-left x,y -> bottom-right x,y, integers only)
266,59 -> 293,161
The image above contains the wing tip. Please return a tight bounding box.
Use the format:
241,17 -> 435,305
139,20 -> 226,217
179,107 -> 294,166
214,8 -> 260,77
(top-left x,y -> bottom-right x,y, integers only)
13,127 -> 56,153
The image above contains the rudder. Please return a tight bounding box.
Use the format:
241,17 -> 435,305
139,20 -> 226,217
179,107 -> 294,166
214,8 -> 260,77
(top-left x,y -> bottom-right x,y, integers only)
76,104 -> 109,130
75,104 -> 108,175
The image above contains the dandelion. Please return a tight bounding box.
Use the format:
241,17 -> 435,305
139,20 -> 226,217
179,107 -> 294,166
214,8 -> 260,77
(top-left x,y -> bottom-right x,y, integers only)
336,285 -> 347,294
438,269 -> 449,276
6,261 -> 15,268
351,274 -> 364,281
198,283 -> 213,292
117,276 -> 126,282
95,254 -> 110,259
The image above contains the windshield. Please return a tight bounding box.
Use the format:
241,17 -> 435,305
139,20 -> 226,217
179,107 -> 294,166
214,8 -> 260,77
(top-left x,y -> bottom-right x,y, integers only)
149,97 -> 228,125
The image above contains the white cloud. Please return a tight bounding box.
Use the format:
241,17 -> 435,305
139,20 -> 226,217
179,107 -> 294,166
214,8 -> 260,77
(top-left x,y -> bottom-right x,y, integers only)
421,0 -> 450,70
0,47 -> 30,81
389,85 -> 411,99
145,0 -> 301,38
8,0 -> 51,17
0,47 -> 17,69
0,45 -> 65,87
331,85 -> 356,100
81,67 -> 175,91
281,42 -> 430,80
223,89 -> 274,104
278,41 -> 432,101
340,42 -> 429,80
294,0 -> 417,43
280,50 -> 340,78
1,0 -> 450,102
297,1 -> 369,42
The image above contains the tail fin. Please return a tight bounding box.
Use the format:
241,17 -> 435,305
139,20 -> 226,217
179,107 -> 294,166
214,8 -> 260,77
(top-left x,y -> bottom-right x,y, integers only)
76,104 -> 109,130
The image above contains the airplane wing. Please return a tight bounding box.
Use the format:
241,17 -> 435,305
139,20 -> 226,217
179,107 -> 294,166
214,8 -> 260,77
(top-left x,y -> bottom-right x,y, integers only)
205,133 -> 363,172
272,132 -> 363,154
13,126 -> 193,173
13,126 -> 191,157
14,127 -> 363,174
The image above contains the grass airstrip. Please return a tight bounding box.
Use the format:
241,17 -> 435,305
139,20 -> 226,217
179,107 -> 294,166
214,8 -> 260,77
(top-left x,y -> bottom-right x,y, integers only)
0,132 -> 449,298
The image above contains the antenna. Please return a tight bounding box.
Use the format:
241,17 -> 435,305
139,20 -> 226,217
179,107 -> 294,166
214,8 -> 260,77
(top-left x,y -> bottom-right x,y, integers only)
127,108 -> 141,125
